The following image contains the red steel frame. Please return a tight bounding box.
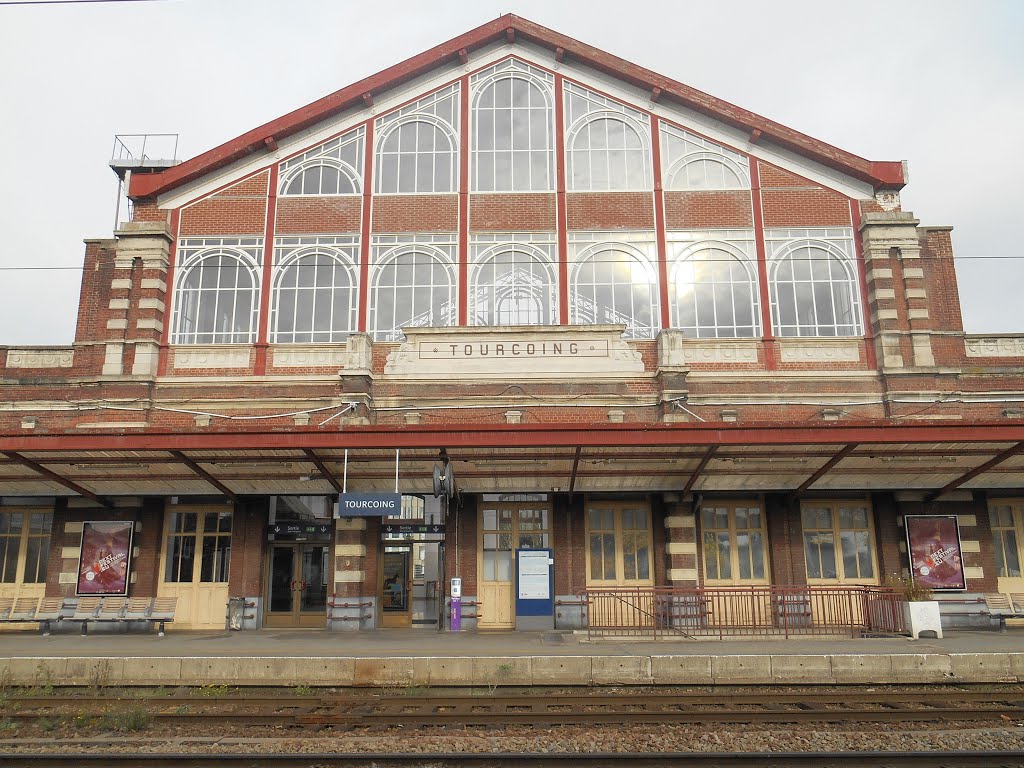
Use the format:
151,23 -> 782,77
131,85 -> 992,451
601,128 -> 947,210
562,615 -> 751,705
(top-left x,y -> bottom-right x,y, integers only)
458,75 -> 470,326
650,116 -> 671,331
254,164 -> 280,375
2,422 -> 1023,453
356,120 -> 375,333
554,73 -> 570,325
749,158 -> 776,369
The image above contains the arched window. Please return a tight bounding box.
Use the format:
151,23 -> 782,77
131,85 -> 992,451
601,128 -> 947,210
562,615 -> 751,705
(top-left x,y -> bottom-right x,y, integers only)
570,245 -> 658,339
770,242 -> 862,336
370,248 -> 455,341
280,160 -> 359,196
664,153 -> 747,190
375,118 -> 456,194
470,247 -> 556,327
271,251 -> 356,343
566,113 -> 650,191
472,72 -> 553,191
173,252 -> 259,344
672,245 -> 759,338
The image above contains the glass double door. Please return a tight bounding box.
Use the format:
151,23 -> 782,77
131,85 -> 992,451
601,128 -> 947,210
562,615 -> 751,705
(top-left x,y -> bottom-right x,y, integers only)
264,543 -> 328,628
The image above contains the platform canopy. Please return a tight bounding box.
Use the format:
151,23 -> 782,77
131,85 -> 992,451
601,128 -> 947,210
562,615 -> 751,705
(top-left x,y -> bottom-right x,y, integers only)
1,423 -> 1023,505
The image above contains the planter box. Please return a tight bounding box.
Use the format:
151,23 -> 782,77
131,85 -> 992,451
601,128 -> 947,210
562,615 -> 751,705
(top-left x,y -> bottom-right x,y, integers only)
903,600 -> 943,639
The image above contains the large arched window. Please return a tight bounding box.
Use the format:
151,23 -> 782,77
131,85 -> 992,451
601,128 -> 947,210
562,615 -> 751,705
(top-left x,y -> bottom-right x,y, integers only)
472,62 -> 554,192
570,245 -> 658,339
271,250 -> 356,343
279,126 -> 365,196
470,246 -> 557,327
280,161 -> 359,196
566,113 -> 650,191
173,252 -> 259,344
664,153 -> 747,191
672,244 -> 760,338
375,118 -> 456,194
370,248 -> 456,341
770,241 -> 862,337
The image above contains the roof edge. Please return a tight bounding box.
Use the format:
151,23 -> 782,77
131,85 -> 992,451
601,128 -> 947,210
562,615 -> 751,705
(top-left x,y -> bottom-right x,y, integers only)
130,14 -> 905,199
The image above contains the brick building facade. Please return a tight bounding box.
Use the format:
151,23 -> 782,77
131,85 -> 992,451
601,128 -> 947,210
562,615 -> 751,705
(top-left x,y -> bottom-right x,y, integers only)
1,16 -> 1023,632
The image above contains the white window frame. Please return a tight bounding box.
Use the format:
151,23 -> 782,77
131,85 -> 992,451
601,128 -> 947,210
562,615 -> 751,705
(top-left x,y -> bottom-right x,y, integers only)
270,242 -> 358,343
660,122 -> 751,191
569,235 -> 659,339
0,508 -> 52,586
278,125 -> 365,197
670,237 -> 760,338
767,231 -> 863,338
991,500 -> 1024,579
801,500 -> 878,585
171,241 -> 262,345
469,240 -> 558,327
471,59 -> 555,193
565,111 -> 651,192
369,240 -> 457,341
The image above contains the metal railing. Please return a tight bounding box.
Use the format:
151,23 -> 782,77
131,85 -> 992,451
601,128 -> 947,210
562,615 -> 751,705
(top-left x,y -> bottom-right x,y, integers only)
110,133 -> 180,169
581,585 -> 907,639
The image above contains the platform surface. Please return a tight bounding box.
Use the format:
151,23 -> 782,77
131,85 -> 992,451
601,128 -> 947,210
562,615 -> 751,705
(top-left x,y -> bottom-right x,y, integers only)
1,629 -> 1023,687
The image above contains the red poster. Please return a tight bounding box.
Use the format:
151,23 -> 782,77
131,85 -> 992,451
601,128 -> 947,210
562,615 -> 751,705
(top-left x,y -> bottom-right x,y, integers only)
905,515 -> 966,591
76,521 -> 134,595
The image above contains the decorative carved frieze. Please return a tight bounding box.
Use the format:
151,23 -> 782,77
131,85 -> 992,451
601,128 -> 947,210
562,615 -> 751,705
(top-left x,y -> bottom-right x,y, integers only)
384,325 -> 643,379
658,331 -> 756,366
965,336 -> 1024,358
272,345 -> 347,368
172,346 -> 251,369
778,339 -> 861,363
5,348 -> 74,368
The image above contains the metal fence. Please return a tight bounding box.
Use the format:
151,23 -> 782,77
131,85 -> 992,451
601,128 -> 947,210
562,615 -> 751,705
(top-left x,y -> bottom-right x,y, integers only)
581,585 -> 907,639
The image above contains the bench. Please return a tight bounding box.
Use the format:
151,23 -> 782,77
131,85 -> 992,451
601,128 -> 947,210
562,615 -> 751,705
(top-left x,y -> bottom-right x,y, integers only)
19,596 -> 177,636
983,593 -> 1024,632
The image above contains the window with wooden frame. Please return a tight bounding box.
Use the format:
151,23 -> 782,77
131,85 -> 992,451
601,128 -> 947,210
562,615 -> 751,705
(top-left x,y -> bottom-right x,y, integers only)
801,501 -> 877,583
585,501 -> 653,585
700,503 -> 769,583
0,509 -> 52,585
991,500 -> 1024,578
164,511 -> 232,584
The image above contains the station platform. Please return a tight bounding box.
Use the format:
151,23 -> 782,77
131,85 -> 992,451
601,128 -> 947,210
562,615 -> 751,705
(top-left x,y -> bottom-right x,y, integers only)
2,628 -> 1024,689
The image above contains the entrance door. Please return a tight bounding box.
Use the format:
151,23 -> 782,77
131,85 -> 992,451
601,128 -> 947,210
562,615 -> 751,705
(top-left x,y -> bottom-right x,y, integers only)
585,501 -> 655,628
478,495 -> 551,630
158,506 -> 232,630
380,546 -> 412,628
263,543 -> 328,628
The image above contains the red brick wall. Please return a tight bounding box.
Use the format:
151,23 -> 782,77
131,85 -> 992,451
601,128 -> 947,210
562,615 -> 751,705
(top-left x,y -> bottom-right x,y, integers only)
371,195 -> 458,232
664,191 -> 753,229
179,171 -> 270,236
131,201 -> 168,223
470,193 -> 556,231
276,197 -> 361,234
567,192 -> 654,229
758,162 -> 851,227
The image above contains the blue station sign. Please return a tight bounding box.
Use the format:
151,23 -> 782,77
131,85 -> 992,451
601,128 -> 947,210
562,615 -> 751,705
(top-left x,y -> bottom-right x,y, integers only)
335,493 -> 402,517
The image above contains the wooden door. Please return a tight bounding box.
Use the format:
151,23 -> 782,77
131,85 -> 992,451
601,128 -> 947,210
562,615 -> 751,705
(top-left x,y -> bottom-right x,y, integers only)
0,508 -> 51,631
478,497 -> 551,630
264,543 -> 329,628
157,506 -> 232,630
700,502 -> 771,626
585,501 -> 654,628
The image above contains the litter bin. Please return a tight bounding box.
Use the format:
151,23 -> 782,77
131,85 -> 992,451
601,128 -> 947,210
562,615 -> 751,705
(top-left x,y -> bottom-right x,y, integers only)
227,596 -> 246,630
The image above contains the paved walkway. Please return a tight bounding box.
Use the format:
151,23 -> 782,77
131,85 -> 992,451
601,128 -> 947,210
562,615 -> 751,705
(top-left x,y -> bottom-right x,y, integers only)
1,628 -> 1022,687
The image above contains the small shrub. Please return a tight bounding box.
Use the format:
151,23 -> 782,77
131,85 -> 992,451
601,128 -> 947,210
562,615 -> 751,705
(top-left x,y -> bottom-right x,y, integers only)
294,684 -> 312,697
36,717 -> 56,733
0,718 -> 16,734
100,704 -> 151,733
883,572 -> 933,602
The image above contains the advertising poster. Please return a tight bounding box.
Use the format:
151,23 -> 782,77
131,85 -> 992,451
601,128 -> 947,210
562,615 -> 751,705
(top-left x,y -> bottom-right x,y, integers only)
76,521 -> 134,595
905,514 -> 966,591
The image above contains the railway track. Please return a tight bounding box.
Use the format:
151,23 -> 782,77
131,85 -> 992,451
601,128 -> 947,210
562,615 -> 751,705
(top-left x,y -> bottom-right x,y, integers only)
2,750 -> 1024,767
5,688 -> 1024,726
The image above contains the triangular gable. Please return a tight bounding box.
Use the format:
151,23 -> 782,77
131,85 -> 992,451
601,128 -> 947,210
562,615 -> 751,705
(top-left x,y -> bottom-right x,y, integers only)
129,15 -> 903,201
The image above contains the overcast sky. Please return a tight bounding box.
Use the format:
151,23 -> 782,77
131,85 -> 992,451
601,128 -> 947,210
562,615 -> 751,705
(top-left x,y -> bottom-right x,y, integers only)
0,0 -> 1021,345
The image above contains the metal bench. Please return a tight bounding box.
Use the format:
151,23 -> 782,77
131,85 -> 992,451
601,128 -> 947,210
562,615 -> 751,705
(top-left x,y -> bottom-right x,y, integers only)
35,597 -> 69,635
0,597 -> 13,622
148,597 -> 177,636
96,597 -> 127,623
68,596 -> 102,635
983,593 -> 1020,632
9,597 -> 39,623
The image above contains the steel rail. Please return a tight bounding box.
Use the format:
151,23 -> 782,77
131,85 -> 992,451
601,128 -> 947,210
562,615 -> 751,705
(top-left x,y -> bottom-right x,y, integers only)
3,750 -> 1024,767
